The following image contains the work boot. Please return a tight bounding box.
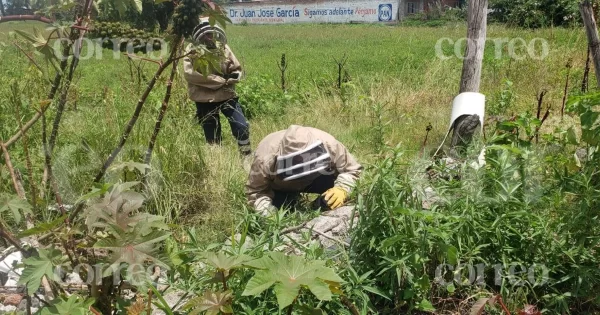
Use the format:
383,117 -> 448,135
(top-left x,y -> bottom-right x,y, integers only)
239,144 -> 252,157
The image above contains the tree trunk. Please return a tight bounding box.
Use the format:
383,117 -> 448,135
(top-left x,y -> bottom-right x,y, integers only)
450,0 -> 488,153
0,0 -> 6,16
580,0 -> 600,88
459,0 -> 487,93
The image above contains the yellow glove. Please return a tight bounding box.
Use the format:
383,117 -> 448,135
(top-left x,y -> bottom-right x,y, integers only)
322,187 -> 348,210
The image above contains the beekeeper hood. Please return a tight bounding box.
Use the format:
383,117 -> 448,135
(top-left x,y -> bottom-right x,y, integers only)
192,18 -> 227,49
276,125 -> 332,181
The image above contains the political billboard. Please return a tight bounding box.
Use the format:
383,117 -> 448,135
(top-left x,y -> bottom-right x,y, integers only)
223,0 -> 400,24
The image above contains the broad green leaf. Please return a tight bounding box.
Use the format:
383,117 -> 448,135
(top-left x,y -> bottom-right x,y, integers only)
403,289 -> 415,299
154,0 -> 171,3
83,181 -> 167,236
566,127 -> 578,145
416,275 -> 431,292
242,252 -> 344,310
18,215 -> 67,238
200,252 -> 253,272
581,110 -> 600,146
297,305 -> 325,315
183,290 -> 233,315
115,0 -> 128,18
165,239 -> 185,267
14,29 -> 45,46
14,28 -> 61,72
93,229 -> 171,278
304,277 -> 332,301
18,248 -> 66,295
446,284 -> 456,293
273,281 -> 300,310
446,245 -> 458,265
0,194 -> 32,224
75,183 -> 113,204
417,298 -> 436,312
242,269 -> 276,296
40,294 -> 95,315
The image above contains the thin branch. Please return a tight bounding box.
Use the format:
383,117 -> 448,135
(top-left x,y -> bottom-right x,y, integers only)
146,289 -> 153,315
12,84 -> 38,207
49,48 -> 77,152
124,53 -> 162,66
171,51 -> 195,62
281,222 -> 307,234
71,38 -> 182,221
0,142 -> 54,300
0,15 -> 54,24
5,43 -> 72,150
1,141 -> 26,199
561,60 -> 573,118
310,228 -> 350,247
70,25 -> 89,31
33,293 -> 51,307
144,47 -> 182,166
0,223 -> 26,253
340,296 -> 360,315
92,58 -> 175,182
48,3 -> 92,153
42,114 -> 69,223
13,42 -> 43,72
420,123 -> 433,157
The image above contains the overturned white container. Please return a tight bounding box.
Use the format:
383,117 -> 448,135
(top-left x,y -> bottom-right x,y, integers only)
0,249 -> 23,287
434,92 -> 487,158
449,92 -> 486,132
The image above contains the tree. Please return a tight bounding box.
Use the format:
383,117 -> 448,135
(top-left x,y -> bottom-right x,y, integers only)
490,0 -> 580,28
5,0 -> 33,15
0,0 -> 6,16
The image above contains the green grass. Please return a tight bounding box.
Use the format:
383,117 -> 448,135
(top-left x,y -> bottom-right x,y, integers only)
0,21 -> 589,243
2,19 -> 599,314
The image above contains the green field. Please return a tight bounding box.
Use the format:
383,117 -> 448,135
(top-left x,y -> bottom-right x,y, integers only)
0,21 -> 587,214
1,20 -> 598,314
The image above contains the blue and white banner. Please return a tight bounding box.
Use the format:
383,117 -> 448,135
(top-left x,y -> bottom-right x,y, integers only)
223,0 -> 400,24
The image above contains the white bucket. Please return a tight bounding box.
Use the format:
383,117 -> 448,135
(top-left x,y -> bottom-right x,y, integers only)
449,92 -> 486,132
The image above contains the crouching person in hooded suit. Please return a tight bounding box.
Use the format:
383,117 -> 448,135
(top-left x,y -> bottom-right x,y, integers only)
245,125 -> 363,216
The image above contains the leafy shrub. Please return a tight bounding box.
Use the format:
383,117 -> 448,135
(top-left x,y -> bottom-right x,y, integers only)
489,0 -> 580,28
489,79 -> 516,116
401,2 -> 466,27
349,92 -> 600,313
236,74 -> 298,120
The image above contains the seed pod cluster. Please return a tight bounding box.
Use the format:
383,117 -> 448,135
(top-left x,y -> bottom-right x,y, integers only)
90,21 -> 163,53
172,0 -> 203,37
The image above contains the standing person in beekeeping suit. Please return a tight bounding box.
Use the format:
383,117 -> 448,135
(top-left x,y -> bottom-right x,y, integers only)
183,18 -> 252,157
246,125 -> 363,216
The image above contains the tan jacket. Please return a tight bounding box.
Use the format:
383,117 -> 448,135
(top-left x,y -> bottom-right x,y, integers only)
246,125 -> 363,213
183,43 -> 242,103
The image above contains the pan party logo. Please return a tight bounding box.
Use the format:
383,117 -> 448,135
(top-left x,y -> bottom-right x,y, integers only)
378,4 -> 393,21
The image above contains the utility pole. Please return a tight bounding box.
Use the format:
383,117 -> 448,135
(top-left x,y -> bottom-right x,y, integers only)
450,0 -> 488,154
580,0 -> 600,88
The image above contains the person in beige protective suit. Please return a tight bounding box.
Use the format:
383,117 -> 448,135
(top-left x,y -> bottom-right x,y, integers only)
183,19 -> 251,156
246,125 -> 363,216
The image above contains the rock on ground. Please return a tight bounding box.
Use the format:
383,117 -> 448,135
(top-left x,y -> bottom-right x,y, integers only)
152,289 -> 189,315
0,305 -> 17,314
284,205 -> 358,252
